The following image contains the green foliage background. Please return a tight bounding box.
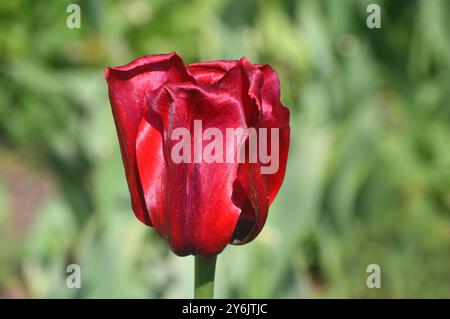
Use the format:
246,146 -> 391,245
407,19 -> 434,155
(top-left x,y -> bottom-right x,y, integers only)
0,0 -> 449,298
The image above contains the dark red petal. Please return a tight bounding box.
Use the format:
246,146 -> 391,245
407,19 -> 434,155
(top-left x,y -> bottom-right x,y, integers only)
231,63 -> 290,244
258,65 -> 290,204
105,52 -> 193,226
188,60 -> 239,85
136,84 -> 246,256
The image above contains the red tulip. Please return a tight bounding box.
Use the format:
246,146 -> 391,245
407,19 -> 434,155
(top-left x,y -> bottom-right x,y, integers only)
105,53 -> 290,256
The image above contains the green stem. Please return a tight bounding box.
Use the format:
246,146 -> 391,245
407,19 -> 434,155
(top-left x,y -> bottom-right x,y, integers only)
194,255 -> 217,299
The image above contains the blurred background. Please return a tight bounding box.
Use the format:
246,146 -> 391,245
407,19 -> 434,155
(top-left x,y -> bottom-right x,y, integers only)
0,0 -> 449,298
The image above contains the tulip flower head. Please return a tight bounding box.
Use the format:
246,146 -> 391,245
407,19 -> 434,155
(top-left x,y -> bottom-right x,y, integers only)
105,53 -> 290,257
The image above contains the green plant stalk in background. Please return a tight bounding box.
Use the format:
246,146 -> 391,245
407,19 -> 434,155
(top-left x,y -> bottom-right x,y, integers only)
194,255 -> 217,298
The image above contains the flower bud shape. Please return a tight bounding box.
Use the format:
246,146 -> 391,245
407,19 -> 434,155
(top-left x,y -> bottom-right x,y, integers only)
105,53 -> 290,256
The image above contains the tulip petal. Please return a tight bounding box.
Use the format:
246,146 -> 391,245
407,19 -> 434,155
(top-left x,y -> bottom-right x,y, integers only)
105,53 -> 193,226
231,63 -> 290,244
188,60 -> 239,85
136,84 -> 247,256
258,65 -> 290,204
